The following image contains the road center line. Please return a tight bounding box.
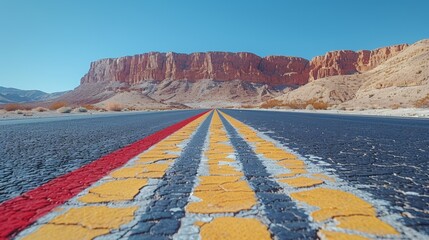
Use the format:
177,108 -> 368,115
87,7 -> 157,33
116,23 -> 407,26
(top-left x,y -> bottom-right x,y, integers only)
218,110 -> 316,239
125,111 -> 214,239
176,110 -> 271,240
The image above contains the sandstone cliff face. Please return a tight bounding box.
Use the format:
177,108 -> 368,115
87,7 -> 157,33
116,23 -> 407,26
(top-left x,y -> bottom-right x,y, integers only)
308,44 -> 408,81
81,44 -> 408,87
80,52 -> 310,86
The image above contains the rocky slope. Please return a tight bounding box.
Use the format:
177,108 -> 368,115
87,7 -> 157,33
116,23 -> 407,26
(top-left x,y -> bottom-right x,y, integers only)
59,41 -> 422,109
273,40 -> 429,109
60,79 -> 281,109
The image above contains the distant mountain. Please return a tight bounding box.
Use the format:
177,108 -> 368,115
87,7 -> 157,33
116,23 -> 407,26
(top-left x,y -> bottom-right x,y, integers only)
0,86 -> 69,104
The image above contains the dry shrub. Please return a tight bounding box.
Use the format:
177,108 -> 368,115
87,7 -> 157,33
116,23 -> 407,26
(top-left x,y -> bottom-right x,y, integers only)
308,99 -> 329,110
33,107 -> 49,112
127,106 -> 139,111
260,99 -> 284,108
49,101 -> 68,110
74,107 -> 88,112
57,107 -> 72,113
4,103 -> 25,111
82,104 -> 97,110
391,104 -> 401,110
414,94 -> 429,108
261,99 -> 329,110
106,102 -> 123,111
241,105 -> 256,109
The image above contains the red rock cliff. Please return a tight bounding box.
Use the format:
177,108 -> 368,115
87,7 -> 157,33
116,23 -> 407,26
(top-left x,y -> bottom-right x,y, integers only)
80,44 -> 408,86
308,44 -> 408,81
80,52 -> 310,86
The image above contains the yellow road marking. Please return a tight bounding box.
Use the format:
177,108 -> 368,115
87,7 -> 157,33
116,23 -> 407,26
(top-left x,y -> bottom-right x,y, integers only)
185,111 -> 267,238
50,206 -> 137,229
336,215 -> 399,235
188,190 -> 256,213
137,152 -> 178,164
280,176 -> 324,188
290,188 -> 375,222
200,217 -> 271,240
79,178 -> 148,203
209,164 -> 244,176
110,163 -> 170,179
318,230 -> 369,240
187,176 -> 256,213
22,225 -> 109,240
312,173 -> 336,182
187,111 -> 256,213
23,206 -> 137,240
219,110 -> 399,237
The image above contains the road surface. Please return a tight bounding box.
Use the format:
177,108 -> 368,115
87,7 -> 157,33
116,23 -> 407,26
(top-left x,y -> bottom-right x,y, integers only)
0,109 -> 427,239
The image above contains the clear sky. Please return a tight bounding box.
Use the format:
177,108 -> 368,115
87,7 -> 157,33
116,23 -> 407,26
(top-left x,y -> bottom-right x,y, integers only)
1,0 -> 428,92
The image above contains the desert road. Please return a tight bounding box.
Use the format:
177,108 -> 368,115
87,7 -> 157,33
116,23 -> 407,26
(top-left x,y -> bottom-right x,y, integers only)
0,110 -> 428,239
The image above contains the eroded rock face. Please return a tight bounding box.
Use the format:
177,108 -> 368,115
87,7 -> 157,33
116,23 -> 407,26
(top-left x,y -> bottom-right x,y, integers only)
80,52 -> 310,86
308,44 -> 408,81
80,44 -> 408,87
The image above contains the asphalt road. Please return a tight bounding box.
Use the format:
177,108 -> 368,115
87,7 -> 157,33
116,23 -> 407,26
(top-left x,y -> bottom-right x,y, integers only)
223,109 -> 429,235
1,109 -> 428,239
0,110 -> 205,202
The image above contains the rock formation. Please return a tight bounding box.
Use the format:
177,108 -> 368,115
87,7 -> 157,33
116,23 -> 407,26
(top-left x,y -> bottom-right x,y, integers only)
57,41 -> 421,109
308,44 -> 408,81
80,44 -> 408,88
80,52 -> 310,86
272,40 -> 429,109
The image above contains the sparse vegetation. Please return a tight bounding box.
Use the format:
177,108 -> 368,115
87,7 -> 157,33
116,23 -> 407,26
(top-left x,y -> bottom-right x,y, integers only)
82,104 -> 97,110
126,106 -> 139,111
74,107 -> 88,112
260,99 -> 284,108
49,101 -> 68,110
57,107 -> 72,113
414,94 -> 429,108
306,104 -> 315,110
261,99 -> 329,110
391,104 -> 401,110
241,104 -> 256,109
310,100 -> 330,110
32,107 -> 49,112
4,103 -> 26,111
106,102 -> 123,111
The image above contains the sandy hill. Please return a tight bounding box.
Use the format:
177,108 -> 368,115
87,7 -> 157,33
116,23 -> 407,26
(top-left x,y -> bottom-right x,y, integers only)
271,40 -> 429,109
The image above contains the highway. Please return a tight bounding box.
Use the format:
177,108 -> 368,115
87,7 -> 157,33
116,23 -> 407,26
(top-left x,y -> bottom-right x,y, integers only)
0,109 -> 428,239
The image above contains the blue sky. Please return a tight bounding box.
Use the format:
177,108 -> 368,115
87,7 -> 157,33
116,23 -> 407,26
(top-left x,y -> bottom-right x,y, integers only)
1,0 -> 428,92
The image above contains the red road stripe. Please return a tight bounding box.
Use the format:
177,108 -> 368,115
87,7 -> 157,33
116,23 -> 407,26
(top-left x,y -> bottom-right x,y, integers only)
0,110 -> 209,239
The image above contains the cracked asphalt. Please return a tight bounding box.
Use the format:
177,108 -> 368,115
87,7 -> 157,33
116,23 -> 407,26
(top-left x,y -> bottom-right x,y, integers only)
223,109 -> 429,235
0,110 -> 205,202
1,109 -> 428,239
